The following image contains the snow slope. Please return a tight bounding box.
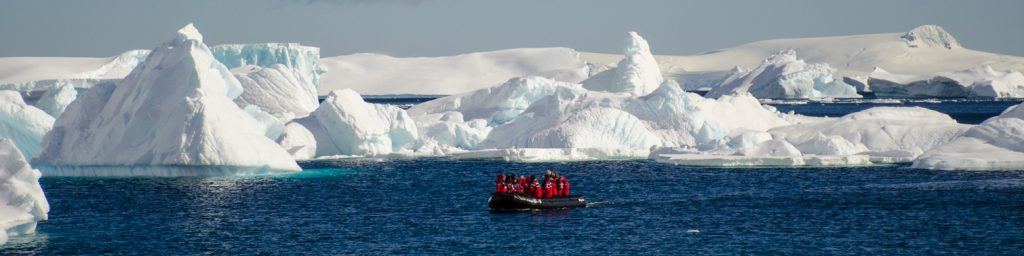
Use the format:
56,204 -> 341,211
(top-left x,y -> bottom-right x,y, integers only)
34,24 -> 300,172
581,32 -> 664,96
580,25 -> 1024,91
0,139 -> 48,245
318,48 -> 589,95
914,102 -> 1024,170
0,91 -> 54,159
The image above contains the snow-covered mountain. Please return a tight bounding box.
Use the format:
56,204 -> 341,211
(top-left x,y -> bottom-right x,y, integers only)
581,25 -> 1024,87
317,48 -> 590,95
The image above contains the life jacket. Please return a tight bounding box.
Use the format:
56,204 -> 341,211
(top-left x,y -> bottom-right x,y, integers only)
496,174 -> 505,193
517,177 -> 527,193
563,179 -> 570,196
557,178 -> 566,197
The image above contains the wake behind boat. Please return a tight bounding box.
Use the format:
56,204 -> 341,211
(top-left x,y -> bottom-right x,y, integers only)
488,170 -> 586,211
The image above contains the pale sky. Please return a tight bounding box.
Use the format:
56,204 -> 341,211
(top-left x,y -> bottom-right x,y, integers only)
1,0 -> 1022,57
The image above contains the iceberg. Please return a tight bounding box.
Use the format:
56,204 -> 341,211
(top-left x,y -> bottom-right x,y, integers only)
232,64 -> 319,121
26,83 -> 77,118
869,65 -> 1024,98
768,107 -> 970,158
0,139 -> 49,245
34,24 -> 300,173
0,91 -> 54,159
706,49 -> 861,99
582,31 -> 664,96
212,44 -> 324,120
914,102 -> 1024,170
284,89 -> 418,157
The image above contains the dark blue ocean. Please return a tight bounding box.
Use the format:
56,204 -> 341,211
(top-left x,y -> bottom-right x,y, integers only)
2,99 -> 1023,254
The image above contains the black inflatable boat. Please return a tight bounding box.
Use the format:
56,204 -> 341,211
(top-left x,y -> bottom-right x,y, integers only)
488,192 -> 586,211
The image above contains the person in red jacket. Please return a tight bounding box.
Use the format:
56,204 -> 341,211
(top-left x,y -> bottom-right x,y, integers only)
496,173 -> 506,193
516,176 -> 527,194
542,177 -> 555,198
561,177 -> 569,196
532,177 -> 543,198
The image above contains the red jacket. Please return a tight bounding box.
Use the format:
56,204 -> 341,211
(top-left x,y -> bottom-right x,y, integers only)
543,179 -> 555,198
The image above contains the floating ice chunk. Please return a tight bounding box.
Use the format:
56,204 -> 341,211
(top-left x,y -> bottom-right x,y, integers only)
34,24 -> 300,172
770,107 -> 969,159
408,76 -> 580,125
0,91 -> 54,159
914,102 -> 1024,170
453,148 -> 650,162
582,31 -> 664,96
0,139 -> 48,245
793,133 -> 868,156
707,50 -> 860,99
289,89 -> 418,157
419,112 -> 492,149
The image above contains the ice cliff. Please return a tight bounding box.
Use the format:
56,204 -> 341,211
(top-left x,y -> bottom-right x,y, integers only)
34,24 -> 300,172
212,44 -> 324,121
0,139 -> 48,245
869,65 -> 1024,98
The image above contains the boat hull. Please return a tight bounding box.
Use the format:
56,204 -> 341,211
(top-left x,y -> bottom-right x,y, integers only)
487,192 -> 586,211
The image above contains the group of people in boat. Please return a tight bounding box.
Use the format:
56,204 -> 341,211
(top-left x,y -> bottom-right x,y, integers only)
495,170 -> 570,198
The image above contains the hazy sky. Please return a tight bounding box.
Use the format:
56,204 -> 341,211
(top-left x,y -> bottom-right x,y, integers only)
2,0 -> 1022,58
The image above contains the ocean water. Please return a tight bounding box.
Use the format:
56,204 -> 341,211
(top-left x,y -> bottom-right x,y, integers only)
3,160 -> 1023,254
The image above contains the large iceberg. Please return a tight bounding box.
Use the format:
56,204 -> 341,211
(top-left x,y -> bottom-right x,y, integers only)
706,49 -> 860,99
0,139 -> 49,245
581,32 -> 664,96
869,65 -> 1024,98
0,91 -> 54,159
34,24 -> 300,172
914,102 -> 1024,170
283,89 -> 418,158
212,44 -> 324,120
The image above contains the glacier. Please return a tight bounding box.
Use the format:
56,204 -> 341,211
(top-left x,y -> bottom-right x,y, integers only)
914,101 -> 1024,170
0,139 -> 49,245
705,49 -> 861,99
34,24 -> 300,173
0,91 -> 54,159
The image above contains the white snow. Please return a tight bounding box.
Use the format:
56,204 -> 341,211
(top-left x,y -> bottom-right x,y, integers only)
0,91 -> 54,159
581,32 -> 664,96
0,50 -> 149,92
284,89 -> 418,157
914,102 -> 1024,170
869,65 -> 1024,98
318,47 -> 589,95
706,49 -> 860,99
34,24 -> 300,173
0,139 -> 48,245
